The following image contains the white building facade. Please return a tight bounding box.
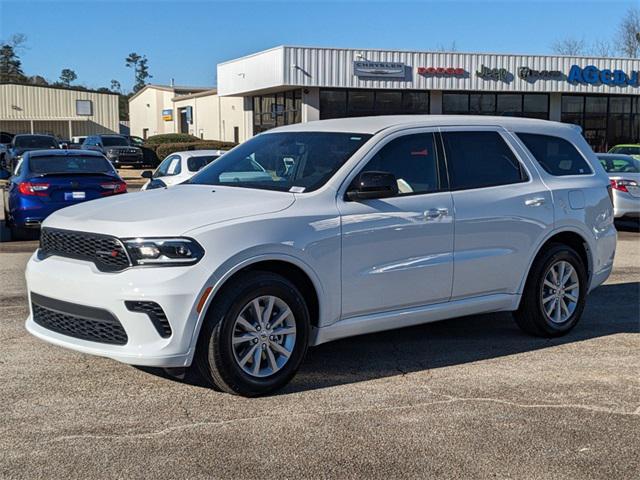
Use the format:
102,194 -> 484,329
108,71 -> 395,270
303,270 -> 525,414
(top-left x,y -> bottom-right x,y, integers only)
217,46 -> 640,152
129,84 -> 246,143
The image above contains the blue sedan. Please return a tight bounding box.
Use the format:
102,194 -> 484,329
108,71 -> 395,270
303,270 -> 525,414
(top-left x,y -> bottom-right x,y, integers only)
2,149 -> 127,239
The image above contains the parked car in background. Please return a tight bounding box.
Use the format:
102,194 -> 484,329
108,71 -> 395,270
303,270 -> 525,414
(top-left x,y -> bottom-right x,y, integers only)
608,144 -> 640,160
82,134 -> 144,167
0,131 -> 14,168
123,135 -> 159,168
24,116 -> 616,396
597,153 -> 640,220
67,136 -> 88,150
140,149 -> 227,190
5,134 -> 59,171
2,149 -> 126,239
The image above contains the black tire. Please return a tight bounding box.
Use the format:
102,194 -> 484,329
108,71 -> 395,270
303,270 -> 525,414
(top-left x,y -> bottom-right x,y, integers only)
195,271 -> 310,396
514,244 -> 587,337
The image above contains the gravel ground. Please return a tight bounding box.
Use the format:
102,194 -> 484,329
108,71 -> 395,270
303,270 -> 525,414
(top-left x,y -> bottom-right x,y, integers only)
0,217 -> 638,479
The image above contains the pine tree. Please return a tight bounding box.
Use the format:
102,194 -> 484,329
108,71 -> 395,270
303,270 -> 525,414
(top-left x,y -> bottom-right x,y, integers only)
0,43 -> 26,82
125,52 -> 152,93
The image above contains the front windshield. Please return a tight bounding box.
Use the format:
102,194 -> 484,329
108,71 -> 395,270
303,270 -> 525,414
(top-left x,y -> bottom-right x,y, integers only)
15,136 -> 57,149
102,136 -> 130,147
598,155 -> 640,173
610,146 -> 640,155
189,132 -> 371,192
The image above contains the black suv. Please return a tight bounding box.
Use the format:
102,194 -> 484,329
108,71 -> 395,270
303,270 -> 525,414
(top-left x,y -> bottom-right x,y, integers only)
5,134 -> 59,171
83,135 -> 143,166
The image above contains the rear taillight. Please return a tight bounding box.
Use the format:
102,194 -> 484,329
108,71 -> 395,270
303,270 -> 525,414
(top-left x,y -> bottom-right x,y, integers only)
18,182 -> 50,196
610,179 -> 638,193
100,181 -> 127,195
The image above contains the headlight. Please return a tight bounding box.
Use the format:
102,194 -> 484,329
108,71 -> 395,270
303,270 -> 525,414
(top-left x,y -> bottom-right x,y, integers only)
122,237 -> 204,266
106,149 -> 117,156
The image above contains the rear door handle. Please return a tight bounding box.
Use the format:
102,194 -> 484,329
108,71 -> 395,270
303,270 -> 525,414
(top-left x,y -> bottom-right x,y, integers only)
424,208 -> 449,220
525,197 -> 545,207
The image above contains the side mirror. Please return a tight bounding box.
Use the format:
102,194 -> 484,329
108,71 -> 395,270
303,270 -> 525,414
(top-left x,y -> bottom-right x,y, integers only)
346,171 -> 398,201
141,170 -> 153,179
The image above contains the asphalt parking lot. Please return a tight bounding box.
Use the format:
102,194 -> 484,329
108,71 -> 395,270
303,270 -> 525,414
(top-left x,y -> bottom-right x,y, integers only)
0,211 -> 638,478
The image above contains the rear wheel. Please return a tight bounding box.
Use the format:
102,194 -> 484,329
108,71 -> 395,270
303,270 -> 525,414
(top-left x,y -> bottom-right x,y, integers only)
196,271 -> 310,396
514,244 -> 587,337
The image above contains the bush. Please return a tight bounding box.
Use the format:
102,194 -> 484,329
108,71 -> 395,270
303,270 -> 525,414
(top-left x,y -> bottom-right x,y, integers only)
145,133 -> 201,145
155,141 -> 237,160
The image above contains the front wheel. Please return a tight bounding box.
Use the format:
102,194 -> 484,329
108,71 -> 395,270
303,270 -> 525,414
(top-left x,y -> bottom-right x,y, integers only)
514,244 -> 587,337
195,271 -> 310,396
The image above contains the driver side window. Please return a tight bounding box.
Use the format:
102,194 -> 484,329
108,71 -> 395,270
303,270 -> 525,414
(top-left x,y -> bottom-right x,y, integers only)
363,133 -> 440,196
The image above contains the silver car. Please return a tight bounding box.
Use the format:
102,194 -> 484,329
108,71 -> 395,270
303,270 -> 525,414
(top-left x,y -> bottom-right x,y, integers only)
597,153 -> 640,220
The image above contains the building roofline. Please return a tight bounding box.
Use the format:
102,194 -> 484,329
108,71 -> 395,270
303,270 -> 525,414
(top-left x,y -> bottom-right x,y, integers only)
171,88 -> 218,101
218,44 -> 640,64
0,81 -> 120,96
129,83 -> 214,102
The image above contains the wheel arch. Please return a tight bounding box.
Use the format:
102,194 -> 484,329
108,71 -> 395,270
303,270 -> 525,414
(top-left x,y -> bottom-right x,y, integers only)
517,228 -> 592,302
189,254 -> 323,355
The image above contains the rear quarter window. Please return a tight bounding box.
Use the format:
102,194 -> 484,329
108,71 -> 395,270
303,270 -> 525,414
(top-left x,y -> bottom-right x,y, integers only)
517,133 -> 592,176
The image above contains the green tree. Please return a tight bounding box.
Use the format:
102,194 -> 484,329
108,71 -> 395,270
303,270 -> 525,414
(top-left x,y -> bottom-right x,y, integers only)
59,68 -> 77,87
0,43 -> 25,82
110,79 -> 121,93
125,52 -> 152,92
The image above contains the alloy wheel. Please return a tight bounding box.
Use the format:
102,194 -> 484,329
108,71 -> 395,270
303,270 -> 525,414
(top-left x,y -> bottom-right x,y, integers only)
540,260 -> 580,324
231,295 -> 296,378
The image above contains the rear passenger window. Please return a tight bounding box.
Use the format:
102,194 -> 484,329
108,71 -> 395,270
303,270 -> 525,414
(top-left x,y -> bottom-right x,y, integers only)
516,133 -> 592,176
364,133 -> 440,195
442,131 -> 527,190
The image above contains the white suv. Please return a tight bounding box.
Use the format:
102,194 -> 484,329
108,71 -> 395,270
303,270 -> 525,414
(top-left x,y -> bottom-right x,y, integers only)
25,116 -> 616,396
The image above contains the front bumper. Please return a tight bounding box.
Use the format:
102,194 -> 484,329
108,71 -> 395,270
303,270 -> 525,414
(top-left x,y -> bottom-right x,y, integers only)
25,251 -> 212,367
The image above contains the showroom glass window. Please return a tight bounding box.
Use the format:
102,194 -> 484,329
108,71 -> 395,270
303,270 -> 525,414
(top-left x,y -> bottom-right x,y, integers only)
252,89 -> 302,134
441,131 -> 528,190
561,95 -> 639,152
362,133 -> 441,196
320,89 -> 429,119
443,93 -> 549,119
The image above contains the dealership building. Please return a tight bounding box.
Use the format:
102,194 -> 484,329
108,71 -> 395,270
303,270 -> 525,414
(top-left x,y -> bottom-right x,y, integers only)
1,83 -> 121,139
128,84 -> 245,143
215,46 -> 640,151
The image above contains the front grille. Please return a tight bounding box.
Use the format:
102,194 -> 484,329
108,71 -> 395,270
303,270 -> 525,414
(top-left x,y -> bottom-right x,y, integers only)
125,301 -> 172,338
115,154 -> 142,162
39,227 -> 131,272
31,293 -> 128,345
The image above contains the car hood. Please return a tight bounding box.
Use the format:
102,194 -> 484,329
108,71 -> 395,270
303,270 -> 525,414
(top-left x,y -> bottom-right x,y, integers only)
43,185 -> 296,237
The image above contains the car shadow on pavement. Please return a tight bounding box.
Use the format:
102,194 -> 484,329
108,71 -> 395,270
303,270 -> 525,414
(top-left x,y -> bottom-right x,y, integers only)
145,281 -> 639,394
285,280 -> 640,394
615,219 -> 640,233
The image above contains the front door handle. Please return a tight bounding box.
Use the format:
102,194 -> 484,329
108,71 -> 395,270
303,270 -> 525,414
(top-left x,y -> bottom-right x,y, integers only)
525,197 -> 546,207
424,208 -> 449,220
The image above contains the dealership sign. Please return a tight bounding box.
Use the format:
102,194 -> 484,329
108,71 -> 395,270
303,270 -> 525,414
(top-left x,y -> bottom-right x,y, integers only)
162,109 -> 173,121
418,67 -> 466,76
518,67 -> 563,80
568,65 -> 639,86
353,61 -> 407,78
476,65 -> 510,81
